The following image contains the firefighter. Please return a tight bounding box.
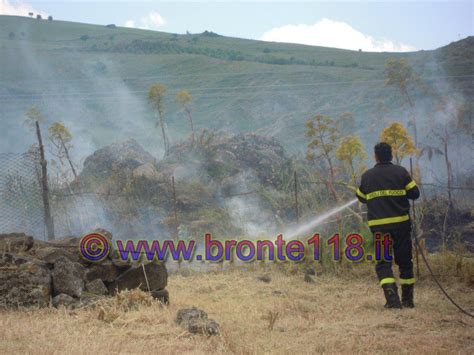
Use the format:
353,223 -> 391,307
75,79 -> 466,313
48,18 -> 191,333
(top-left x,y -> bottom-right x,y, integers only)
356,142 -> 420,309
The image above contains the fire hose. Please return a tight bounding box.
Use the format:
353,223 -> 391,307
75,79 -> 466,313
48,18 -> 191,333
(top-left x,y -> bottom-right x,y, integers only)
410,158 -> 473,318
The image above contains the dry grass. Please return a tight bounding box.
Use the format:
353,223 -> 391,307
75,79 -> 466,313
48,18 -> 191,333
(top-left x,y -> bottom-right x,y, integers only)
1,260 -> 473,354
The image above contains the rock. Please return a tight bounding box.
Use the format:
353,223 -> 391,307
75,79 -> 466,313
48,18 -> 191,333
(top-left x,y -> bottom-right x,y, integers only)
257,274 -> 272,283
176,307 -> 219,336
303,267 -> 316,276
133,162 -> 160,180
52,293 -> 76,308
86,260 -> 120,282
51,256 -> 85,298
91,228 -> 113,241
0,252 -> 48,267
187,318 -> 220,336
85,279 -> 108,295
176,307 -> 208,325
0,254 -> 51,308
80,139 -> 156,182
150,289 -> 169,305
0,233 -> 34,253
34,246 -> 78,265
50,236 -> 82,247
304,274 -> 315,284
112,262 -> 167,294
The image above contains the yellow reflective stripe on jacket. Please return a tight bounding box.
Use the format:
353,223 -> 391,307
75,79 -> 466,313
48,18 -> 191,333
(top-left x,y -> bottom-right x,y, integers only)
368,214 -> 410,227
366,189 -> 406,200
405,180 -> 417,190
399,278 -> 416,285
356,188 -> 366,199
380,277 -> 396,286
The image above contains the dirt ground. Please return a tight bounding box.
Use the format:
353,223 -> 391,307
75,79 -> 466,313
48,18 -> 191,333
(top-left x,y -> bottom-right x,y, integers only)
1,263 -> 473,354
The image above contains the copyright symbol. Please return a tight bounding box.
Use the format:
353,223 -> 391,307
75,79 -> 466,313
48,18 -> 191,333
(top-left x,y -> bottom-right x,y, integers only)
79,233 -> 110,262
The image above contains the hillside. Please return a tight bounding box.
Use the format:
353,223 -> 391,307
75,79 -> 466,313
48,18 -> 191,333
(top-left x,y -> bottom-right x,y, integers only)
0,15 -> 473,160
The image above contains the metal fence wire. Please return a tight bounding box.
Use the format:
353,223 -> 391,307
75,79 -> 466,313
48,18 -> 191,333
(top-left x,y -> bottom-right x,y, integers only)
0,150 -> 46,239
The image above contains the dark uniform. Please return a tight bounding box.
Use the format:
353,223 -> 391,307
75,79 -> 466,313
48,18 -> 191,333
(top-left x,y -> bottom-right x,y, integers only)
356,161 -> 420,308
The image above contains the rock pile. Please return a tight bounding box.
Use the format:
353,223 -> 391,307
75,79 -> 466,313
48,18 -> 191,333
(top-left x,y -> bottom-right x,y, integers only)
0,232 -> 168,309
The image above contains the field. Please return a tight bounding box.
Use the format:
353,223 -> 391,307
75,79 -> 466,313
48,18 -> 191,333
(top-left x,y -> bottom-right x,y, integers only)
1,258 -> 473,354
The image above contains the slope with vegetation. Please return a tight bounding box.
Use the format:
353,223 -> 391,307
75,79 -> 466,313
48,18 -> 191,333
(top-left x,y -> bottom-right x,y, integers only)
1,15 -> 472,157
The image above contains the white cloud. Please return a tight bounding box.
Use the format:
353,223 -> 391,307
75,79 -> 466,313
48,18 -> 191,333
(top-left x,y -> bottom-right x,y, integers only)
124,11 -> 165,31
0,0 -> 47,17
261,18 -> 416,52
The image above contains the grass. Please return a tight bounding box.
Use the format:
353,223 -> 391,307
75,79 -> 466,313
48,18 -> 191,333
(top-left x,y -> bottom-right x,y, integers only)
1,255 -> 473,354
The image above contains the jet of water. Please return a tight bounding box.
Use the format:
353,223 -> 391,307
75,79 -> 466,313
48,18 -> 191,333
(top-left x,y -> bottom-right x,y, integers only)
285,198 -> 358,239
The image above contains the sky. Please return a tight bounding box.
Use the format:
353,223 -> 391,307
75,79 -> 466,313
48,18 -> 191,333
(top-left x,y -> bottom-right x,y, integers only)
1,0 -> 473,51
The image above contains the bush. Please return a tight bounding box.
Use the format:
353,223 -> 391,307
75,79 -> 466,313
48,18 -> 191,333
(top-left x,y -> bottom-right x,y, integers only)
80,34 -> 90,41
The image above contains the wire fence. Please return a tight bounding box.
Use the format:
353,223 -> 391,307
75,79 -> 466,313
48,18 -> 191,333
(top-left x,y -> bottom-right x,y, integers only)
0,151 -> 45,238
0,144 -> 473,242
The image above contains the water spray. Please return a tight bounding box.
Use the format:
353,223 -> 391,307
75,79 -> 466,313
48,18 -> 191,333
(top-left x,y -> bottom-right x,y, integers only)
285,198 -> 358,239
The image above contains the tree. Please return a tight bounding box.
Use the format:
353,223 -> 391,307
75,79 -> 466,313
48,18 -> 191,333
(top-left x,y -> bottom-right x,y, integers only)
423,96 -> 467,206
28,12 -> 34,17
384,58 -> 420,148
25,106 -> 45,128
380,122 -> 416,164
48,122 -> 77,180
175,90 -> 195,143
148,83 -> 170,155
36,14 -> 42,20
305,114 -> 340,202
336,135 -> 367,187
48,16 -> 53,21
80,34 -> 89,41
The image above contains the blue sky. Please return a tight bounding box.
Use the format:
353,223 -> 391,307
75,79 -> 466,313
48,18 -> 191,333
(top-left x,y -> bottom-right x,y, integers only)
1,0 -> 473,51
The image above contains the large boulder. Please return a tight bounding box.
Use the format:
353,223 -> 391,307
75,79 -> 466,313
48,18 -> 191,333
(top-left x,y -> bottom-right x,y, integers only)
85,279 -> 108,295
80,139 -> 156,183
86,260 -> 120,282
0,253 -> 51,308
133,162 -> 161,180
51,256 -> 85,298
109,262 -> 167,294
0,233 -> 34,253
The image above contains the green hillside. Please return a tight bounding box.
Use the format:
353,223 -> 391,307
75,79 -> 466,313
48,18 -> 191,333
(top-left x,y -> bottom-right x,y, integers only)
0,15 -> 472,159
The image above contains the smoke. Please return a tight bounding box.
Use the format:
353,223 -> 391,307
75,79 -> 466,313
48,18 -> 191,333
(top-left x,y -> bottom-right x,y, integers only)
1,26 -> 164,162
222,171 -> 277,237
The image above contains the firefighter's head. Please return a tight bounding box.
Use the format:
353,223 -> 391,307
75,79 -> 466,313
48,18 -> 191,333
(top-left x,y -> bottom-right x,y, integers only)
374,142 -> 392,163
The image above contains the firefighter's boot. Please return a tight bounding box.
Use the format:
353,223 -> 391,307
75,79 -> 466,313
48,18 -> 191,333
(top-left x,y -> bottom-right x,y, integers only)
382,283 -> 402,309
401,284 -> 415,308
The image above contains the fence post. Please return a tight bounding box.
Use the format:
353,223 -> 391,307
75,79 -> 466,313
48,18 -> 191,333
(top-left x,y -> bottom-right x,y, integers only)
35,121 -> 55,241
294,170 -> 299,223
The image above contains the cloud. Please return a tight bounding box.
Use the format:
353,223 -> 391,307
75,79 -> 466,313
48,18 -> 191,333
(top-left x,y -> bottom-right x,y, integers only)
260,18 -> 416,52
0,0 -> 47,17
124,11 -> 165,31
